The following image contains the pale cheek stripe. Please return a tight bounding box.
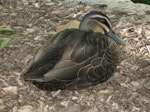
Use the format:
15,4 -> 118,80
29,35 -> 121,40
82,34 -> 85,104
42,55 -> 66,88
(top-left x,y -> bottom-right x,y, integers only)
90,15 -> 112,28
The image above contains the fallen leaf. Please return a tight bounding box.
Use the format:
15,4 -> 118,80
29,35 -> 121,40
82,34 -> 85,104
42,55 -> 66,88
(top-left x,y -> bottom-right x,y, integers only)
0,25 -> 6,28
2,86 -> 18,95
52,9 -> 67,14
56,20 -> 80,32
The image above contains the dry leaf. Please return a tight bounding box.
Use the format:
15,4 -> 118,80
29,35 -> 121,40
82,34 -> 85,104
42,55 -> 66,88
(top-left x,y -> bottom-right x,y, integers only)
2,86 -> 18,95
56,20 -> 80,32
0,25 -> 6,28
52,9 -> 66,14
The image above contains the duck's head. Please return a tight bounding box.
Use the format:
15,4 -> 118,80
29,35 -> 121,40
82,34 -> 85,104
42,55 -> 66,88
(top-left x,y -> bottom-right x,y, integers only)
79,11 -> 124,45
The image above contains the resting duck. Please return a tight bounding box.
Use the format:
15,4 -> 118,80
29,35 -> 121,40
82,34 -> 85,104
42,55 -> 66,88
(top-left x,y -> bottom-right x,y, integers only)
22,11 -> 124,91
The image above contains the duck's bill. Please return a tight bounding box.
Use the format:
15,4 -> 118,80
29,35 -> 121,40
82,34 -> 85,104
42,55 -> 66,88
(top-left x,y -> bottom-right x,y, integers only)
106,30 -> 125,45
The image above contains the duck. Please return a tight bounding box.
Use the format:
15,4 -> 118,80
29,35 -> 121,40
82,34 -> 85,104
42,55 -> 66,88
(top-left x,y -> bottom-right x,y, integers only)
21,11 -> 124,91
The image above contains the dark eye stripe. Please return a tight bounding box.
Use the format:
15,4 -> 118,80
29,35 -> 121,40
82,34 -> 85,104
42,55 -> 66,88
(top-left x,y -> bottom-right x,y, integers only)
93,17 -> 111,29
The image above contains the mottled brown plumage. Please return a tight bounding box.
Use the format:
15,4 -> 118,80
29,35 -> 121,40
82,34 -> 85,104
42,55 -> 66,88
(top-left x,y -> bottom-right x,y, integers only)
22,11 -> 124,91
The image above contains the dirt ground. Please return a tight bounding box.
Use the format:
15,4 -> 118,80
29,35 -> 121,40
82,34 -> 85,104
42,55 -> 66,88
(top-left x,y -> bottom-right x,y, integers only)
0,0 -> 150,112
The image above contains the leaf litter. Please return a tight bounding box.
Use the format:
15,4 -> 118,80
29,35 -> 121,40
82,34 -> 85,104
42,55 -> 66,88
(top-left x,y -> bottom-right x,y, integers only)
0,0 -> 150,112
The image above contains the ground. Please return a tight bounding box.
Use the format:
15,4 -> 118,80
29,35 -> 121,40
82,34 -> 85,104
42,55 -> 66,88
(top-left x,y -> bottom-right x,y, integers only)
0,0 -> 150,112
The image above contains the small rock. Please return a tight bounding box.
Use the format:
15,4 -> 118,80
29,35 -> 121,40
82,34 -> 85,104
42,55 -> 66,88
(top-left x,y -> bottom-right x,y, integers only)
72,14 -> 77,18
112,102 -> 119,110
130,81 -> 140,87
72,96 -> 78,100
34,36 -> 42,41
60,101 -> 69,107
33,3 -> 40,8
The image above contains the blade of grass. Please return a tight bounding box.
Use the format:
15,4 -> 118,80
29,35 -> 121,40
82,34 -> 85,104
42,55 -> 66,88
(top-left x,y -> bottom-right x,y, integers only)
0,28 -> 17,35
0,38 -> 11,50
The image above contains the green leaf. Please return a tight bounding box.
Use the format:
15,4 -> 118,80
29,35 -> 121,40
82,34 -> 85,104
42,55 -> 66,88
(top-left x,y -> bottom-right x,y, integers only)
0,28 -> 16,35
131,0 -> 150,5
0,38 -> 11,50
